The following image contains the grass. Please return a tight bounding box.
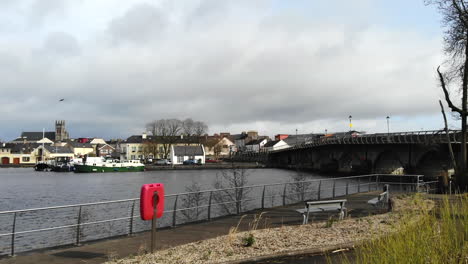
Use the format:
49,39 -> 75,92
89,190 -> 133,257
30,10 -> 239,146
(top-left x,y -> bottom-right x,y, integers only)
341,194 -> 468,264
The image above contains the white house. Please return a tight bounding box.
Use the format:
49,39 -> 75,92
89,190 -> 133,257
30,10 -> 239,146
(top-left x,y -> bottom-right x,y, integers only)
245,138 -> 268,152
170,145 -> 205,165
263,140 -> 290,151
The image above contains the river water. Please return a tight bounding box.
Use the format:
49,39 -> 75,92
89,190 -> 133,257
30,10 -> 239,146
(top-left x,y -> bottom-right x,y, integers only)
0,167 -> 327,211
0,168 -> 357,255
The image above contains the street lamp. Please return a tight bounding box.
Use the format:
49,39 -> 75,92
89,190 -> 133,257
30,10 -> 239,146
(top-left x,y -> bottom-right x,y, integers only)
386,116 -> 390,135
295,129 -> 298,146
348,115 -> 352,131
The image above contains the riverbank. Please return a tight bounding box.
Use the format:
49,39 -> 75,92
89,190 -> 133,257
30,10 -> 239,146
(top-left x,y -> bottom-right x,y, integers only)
0,191 -> 391,264
105,194 -> 433,264
145,162 -> 265,171
0,164 -> 34,168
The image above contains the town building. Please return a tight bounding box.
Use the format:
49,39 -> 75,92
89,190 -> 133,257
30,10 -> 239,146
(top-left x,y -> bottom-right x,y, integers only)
11,120 -> 69,144
200,134 -> 235,158
34,145 -> 74,161
120,133 -> 200,161
264,140 -> 289,151
66,142 -> 94,157
170,145 -> 205,164
245,138 -> 268,152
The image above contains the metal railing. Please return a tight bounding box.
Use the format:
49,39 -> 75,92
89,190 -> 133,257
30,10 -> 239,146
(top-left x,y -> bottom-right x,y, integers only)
242,130 -> 462,155
0,174 -> 429,256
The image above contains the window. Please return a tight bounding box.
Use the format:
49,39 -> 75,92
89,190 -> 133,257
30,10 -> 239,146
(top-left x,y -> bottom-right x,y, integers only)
122,147 -> 127,153
138,146 -> 142,152
22,157 -> 30,162
159,147 -> 164,152
131,155 -> 136,160
131,146 -> 136,152
178,156 -> 183,163
138,155 -> 142,159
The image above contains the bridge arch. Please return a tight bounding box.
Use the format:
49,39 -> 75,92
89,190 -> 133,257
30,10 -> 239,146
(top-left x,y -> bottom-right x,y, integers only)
337,151 -> 370,174
373,150 -> 405,174
415,149 -> 452,179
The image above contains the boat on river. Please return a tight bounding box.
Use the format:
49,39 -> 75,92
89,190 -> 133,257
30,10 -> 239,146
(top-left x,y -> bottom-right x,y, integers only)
73,158 -> 145,173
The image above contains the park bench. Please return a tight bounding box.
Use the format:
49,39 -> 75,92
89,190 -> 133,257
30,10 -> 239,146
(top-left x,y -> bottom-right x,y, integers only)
296,199 -> 347,225
367,184 -> 389,209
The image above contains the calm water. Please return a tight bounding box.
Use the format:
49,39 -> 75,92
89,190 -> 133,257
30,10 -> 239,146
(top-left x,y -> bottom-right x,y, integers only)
0,167 -> 327,211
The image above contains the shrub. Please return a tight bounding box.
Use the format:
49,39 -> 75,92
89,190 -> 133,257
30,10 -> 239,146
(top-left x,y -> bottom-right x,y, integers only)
242,233 -> 255,247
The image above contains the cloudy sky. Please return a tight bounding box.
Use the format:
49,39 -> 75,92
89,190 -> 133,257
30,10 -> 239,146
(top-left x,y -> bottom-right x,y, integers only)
0,0 -> 459,140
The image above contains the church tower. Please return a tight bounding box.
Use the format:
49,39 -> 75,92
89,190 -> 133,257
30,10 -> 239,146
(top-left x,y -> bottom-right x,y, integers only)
55,120 -> 69,142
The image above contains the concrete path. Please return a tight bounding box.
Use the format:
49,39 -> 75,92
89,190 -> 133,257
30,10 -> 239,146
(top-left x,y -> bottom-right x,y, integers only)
0,191 -> 384,264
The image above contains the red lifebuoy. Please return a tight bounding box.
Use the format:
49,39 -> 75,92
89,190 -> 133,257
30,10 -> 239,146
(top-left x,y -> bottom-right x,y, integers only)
140,183 -> 165,220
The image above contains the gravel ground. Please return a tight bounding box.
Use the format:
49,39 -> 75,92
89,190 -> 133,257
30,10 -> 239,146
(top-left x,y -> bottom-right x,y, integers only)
106,195 -> 434,264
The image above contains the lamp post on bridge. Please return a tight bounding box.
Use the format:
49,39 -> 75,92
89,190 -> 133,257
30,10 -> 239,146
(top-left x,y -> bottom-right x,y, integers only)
348,115 -> 352,132
386,116 -> 390,135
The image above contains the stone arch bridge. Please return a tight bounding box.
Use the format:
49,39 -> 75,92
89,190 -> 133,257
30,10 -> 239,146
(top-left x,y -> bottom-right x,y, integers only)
237,130 -> 462,178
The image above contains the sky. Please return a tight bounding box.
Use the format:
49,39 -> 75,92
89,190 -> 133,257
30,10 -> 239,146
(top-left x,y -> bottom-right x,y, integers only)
0,0 -> 460,140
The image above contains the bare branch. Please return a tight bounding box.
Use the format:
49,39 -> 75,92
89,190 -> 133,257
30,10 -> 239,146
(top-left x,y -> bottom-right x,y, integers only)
438,66 -> 463,113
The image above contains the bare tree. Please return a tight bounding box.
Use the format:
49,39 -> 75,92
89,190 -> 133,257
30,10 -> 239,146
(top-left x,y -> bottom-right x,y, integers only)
182,118 -> 195,136
288,171 -> 314,202
429,0 -> 468,190
142,141 -> 159,161
180,182 -> 207,221
212,165 -> 250,215
193,121 -> 208,136
146,119 -> 183,158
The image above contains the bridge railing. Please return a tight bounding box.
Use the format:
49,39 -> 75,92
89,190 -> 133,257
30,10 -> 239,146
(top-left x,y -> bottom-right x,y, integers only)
0,174 -> 429,256
259,130 -> 462,154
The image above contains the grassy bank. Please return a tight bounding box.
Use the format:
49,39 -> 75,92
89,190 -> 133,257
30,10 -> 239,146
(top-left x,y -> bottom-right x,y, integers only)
105,195 -> 433,264
345,194 -> 468,264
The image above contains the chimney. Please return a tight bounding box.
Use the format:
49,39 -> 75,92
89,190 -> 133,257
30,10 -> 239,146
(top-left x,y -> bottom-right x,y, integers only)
142,132 -> 147,139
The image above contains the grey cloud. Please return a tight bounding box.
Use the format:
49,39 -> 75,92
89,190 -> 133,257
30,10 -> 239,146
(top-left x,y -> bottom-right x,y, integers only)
40,32 -> 81,56
0,0 -> 444,140
107,3 -> 166,45
29,0 -> 65,26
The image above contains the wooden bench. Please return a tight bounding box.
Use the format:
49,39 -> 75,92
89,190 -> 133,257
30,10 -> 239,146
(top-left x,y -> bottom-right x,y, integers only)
296,199 -> 347,224
368,184 -> 389,208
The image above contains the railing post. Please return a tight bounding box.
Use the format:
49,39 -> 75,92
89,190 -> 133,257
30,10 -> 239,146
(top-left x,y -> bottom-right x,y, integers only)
368,176 -> 371,192
282,184 -> 287,206
332,180 -> 336,198
172,195 -> 178,227
261,185 -> 266,209
346,181 -> 349,196
129,200 -> 136,235
400,176 -> 403,192
357,177 -> 361,193
10,212 -> 17,256
376,175 -> 379,191
317,180 -> 322,200
207,191 -> 213,220
76,206 -> 82,246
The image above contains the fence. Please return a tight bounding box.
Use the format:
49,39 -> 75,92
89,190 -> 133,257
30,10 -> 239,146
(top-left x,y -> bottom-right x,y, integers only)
0,174 -> 429,256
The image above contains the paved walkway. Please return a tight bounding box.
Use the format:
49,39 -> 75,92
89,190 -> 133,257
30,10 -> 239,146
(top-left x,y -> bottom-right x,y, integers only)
0,191 -> 384,264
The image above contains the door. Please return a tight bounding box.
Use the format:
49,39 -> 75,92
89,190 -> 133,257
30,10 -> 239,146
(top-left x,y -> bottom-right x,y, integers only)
13,158 -> 20,164
1,157 -> 9,164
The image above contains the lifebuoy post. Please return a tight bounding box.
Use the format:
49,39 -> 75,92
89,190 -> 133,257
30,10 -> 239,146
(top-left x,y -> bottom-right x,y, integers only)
140,183 -> 165,253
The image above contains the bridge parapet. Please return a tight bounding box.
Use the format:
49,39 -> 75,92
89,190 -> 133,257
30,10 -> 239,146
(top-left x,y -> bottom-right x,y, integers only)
269,130 -> 461,154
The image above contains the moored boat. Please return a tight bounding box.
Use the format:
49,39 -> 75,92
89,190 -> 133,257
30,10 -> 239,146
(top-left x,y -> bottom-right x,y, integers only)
74,159 -> 145,173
